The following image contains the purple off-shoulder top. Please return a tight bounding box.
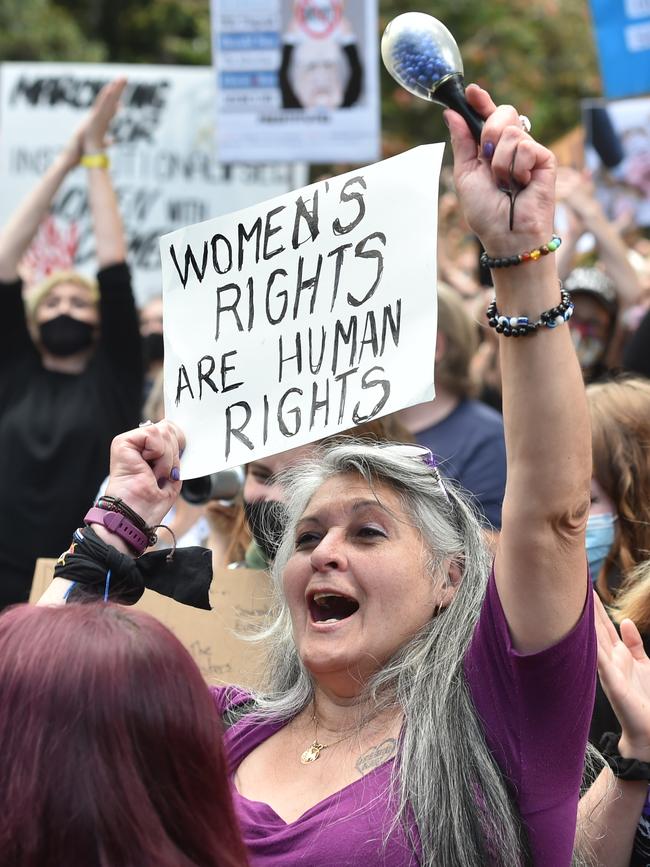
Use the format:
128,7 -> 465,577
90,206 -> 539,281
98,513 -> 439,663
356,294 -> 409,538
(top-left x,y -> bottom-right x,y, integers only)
212,570 -> 596,866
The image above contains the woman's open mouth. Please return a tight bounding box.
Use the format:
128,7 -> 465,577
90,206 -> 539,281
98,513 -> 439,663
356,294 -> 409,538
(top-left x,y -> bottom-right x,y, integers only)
308,592 -> 360,624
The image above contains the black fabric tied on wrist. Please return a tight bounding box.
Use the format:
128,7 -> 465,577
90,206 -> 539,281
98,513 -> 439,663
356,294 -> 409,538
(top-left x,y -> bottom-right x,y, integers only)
599,732 -> 650,782
54,526 -> 213,609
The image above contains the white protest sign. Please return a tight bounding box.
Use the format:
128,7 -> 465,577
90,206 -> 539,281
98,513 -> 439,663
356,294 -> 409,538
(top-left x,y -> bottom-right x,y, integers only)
0,62 -> 307,303
161,144 -> 444,480
211,0 -> 381,163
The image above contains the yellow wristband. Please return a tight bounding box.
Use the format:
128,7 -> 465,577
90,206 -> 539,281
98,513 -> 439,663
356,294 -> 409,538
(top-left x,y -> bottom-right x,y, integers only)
80,153 -> 110,169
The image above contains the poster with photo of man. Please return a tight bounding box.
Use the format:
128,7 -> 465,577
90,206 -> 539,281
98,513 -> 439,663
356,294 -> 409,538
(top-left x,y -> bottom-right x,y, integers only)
212,0 -> 380,163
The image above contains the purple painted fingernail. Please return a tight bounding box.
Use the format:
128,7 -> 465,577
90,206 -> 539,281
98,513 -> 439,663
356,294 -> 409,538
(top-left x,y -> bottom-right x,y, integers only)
482,141 -> 495,159
170,467 -> 180,482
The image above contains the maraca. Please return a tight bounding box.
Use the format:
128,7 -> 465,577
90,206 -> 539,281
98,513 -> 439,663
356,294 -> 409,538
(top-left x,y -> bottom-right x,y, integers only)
381,12 -> 484,143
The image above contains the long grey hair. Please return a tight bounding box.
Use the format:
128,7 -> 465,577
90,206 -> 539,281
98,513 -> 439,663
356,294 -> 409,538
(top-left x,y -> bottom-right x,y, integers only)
240,441 -> 591,866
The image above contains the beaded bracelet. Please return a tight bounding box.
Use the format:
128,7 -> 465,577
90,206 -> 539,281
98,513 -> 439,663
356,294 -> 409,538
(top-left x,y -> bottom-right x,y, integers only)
480,235 -> 562,269
486,288 -> 573,337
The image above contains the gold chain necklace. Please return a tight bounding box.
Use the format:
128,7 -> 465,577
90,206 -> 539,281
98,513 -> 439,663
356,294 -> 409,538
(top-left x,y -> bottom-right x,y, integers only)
300,711 -> 356,764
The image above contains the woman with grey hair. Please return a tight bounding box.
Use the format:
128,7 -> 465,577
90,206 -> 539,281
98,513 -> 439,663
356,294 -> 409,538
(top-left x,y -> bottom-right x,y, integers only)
42,85 -> 595,866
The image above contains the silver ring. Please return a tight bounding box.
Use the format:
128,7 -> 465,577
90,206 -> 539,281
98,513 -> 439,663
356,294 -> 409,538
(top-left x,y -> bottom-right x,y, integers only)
139,419 -> 154,427
518,114 -> 532,133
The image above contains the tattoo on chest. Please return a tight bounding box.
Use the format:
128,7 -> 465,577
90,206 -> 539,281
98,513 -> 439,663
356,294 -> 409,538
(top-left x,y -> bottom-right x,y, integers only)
355,738 -> 398,776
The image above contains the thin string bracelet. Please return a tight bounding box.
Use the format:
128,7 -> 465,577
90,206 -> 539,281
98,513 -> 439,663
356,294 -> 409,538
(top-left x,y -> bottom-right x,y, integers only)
103,569 -> 112,602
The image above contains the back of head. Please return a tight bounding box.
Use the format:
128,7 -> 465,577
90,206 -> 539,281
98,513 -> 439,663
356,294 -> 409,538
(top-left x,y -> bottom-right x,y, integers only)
588,377 -> 650,597
0,604 -> 247,867
435,283 -> 479,399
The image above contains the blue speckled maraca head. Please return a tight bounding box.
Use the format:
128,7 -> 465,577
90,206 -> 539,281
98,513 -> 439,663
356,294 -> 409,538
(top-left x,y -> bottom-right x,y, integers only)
381,12 -> 463,102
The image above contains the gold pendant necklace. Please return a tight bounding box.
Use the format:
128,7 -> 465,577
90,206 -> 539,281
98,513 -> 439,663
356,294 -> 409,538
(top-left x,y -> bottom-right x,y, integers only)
300,708 -> 354,764
300,740 -> 327,763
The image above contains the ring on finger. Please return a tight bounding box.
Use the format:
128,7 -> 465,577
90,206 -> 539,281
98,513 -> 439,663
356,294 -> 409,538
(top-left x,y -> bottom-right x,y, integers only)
518,114 -> 532,133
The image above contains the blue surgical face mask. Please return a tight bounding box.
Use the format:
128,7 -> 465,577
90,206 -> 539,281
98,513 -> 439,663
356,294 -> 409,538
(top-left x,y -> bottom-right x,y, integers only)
586,512 -> 617,582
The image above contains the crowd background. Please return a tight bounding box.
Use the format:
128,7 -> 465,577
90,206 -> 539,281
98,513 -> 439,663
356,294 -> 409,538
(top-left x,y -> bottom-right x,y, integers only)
0,0 -> 601,156
0,0 -> 648,610
1,2 -> 650,866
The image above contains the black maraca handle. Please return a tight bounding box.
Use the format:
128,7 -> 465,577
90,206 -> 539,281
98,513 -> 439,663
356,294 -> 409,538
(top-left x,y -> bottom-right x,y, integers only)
434,75 -> 484,144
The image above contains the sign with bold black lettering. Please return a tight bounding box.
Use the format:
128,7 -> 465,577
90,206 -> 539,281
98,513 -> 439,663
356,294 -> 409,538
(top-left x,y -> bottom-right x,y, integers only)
161,144 -> 444,479
0,62 -> 307,303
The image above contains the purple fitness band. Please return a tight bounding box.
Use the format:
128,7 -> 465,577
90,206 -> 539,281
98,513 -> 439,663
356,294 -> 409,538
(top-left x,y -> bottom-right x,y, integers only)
84,507 -> 149,556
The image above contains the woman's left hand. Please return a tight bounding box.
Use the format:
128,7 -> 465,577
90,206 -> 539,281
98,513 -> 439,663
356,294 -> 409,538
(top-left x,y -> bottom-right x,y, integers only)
446,84 -> 556,257
595,592 -> 650,760
64,78 -> 127,168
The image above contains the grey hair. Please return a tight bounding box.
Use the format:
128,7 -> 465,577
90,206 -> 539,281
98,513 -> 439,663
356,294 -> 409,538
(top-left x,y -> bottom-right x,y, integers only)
242,441 -> 591,866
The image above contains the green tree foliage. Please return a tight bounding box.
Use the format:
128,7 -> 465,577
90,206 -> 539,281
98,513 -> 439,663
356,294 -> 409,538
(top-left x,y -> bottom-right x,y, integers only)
4,0 -> 600,152
53,0 -> 212,64
0,0 -> 105,61
379,0 -> 600,152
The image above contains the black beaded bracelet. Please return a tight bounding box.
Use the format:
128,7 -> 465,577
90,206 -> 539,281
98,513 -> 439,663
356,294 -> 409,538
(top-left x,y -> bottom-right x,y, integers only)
486,288 -> 574,337
480,235 -> 562,269
600,732 -> 650,782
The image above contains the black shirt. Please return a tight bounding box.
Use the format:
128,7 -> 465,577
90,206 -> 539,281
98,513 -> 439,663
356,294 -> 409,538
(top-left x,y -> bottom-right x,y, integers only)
0,263 -> 142,608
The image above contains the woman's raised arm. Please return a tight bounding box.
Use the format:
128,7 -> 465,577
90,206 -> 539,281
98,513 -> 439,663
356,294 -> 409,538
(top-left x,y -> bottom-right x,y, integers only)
448,86 -> 591,653
0,78 -> 127,282
0,151 -> 77,283
38,420 -> 184,606
577,595 -> 650,866
81,79 -> 128,268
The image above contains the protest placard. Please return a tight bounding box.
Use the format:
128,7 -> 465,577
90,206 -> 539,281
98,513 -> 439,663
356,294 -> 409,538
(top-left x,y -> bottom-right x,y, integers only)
211,0 -> 380,163
29,560 -> 273,689
0,62 -> 307,303
589,0 -> 650,100
161,143 -> 444,480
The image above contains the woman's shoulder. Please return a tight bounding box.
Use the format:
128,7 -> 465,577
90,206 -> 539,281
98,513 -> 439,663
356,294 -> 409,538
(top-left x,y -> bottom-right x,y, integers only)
210,684 -> 254,718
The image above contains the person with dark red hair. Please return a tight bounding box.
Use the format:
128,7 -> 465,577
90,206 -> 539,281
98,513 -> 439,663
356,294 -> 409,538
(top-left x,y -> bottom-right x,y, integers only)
0,603 -> 248,867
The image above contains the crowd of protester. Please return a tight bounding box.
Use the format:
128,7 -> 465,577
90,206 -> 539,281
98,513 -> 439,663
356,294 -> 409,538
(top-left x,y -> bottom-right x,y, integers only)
0,67 -> 649,867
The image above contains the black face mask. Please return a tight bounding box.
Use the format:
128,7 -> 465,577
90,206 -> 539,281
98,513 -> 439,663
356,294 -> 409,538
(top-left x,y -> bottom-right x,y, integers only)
244,499 -> 288,563
142,332 -> 164,365
39,315 -> 95,357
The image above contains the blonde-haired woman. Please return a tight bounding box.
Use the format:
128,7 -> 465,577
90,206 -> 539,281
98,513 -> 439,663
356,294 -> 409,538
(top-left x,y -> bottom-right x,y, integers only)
586,377 -> 650,744
0,79 -> 142,609
587,377 -> 650,602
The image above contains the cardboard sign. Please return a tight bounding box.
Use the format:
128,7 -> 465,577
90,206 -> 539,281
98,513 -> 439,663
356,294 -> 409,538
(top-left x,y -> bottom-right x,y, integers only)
211,0 -> 381,163
0,62 -> 307,304
161,143 -> 444,480
30,560 -> 273,689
